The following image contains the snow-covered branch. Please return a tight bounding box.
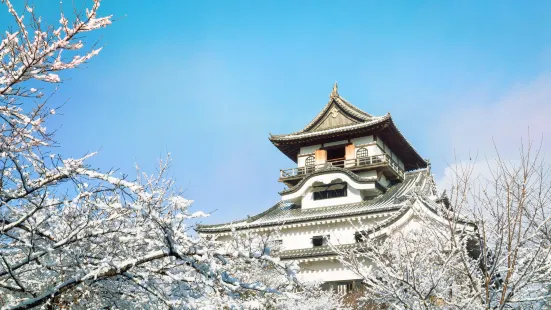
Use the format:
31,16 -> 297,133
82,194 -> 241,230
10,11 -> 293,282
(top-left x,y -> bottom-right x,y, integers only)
334,141 -> 551,309
0,2 -> 322,309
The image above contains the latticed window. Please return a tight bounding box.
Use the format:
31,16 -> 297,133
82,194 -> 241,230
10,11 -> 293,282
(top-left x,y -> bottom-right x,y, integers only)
356,147 -> 368,158
304,156 -> 315,173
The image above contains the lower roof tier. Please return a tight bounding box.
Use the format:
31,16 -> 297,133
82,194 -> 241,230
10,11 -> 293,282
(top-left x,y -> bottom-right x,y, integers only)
196,168 -> 437,234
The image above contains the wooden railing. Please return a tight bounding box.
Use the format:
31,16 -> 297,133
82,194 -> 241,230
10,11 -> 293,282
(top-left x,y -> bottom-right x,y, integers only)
280,154 -> 405,179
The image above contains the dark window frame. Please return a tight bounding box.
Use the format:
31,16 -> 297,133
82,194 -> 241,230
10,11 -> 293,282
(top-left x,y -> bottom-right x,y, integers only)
312,235 -> 330,247
354,231 -> 366,243
313,183 -> 347,201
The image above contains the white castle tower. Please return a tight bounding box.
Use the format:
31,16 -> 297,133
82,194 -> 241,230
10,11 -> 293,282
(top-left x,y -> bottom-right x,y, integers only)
197,83 -> 448,293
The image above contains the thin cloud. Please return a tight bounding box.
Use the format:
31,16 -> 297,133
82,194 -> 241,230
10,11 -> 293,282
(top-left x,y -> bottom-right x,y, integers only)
435,74 -> 551,189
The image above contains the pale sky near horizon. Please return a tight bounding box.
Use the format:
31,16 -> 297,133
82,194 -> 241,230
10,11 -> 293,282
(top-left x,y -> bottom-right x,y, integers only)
2,1 -> 550,226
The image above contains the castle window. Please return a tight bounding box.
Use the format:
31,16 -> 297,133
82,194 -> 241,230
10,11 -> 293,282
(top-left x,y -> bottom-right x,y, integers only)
312,182 -> 347,200
336,282 -> 354,294
357,147 -> 371,165
356,147 -> 368,159
354,231 -> 366,243
322,281 -> 357,294
305,156 -> 315,173
312,235 -> 329,247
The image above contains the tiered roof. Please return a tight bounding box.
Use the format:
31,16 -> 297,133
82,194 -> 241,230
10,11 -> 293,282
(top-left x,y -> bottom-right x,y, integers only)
278,192 -> 475,261
196,168 -> 437,234
269,83 -> 427,171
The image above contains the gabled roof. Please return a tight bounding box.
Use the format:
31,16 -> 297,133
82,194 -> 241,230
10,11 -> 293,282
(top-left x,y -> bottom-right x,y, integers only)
268,84 -> 427,170
294,83 -> 374,133
270,83 -> 375,139
196,168 -> 436,233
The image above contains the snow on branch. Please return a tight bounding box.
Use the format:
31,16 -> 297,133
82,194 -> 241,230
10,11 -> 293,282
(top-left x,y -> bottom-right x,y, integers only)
0,1 -> 338,309
0,0 -> 111,98
332,141 -> 551,309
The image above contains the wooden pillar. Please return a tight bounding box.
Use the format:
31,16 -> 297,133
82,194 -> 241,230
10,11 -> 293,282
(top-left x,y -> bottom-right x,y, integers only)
345,143 -> 356,160
345,144 -> 355,167
314,149 -> 327,165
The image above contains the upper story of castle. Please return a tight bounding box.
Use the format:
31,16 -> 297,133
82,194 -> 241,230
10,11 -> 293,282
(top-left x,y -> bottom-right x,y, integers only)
269,83 -> 427,208
197,83 -> 435,237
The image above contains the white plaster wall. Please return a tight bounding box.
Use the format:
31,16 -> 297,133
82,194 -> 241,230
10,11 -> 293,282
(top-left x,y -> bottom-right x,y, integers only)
205,200 -> 468,285
351,135 -> 373,146
356,170 -> 377,179
299,144 -> 321,156
367,144 -> 383,156
280,172 -> 378,209
205,215 -> 398,283
298,144 -> 320,168
298,260 -> 365,283
278,217 -> 389,251
298,155 -> 315,168
363,138 -> 406,170
206,216 -> 391,255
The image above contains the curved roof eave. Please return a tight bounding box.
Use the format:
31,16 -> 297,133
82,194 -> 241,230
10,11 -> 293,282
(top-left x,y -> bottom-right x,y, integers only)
279,198 -> 477,260
196,168 -> 433,234
269,114 -> 388,142
298,95 -> 373,134
278,166 -> 381,196
269,114 -> 427,170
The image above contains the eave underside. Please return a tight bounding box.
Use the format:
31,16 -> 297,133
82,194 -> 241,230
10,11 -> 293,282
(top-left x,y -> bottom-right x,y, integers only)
271,118 -> 426,171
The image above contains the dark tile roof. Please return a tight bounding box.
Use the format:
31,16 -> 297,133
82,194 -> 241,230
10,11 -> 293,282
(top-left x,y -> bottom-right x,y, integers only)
196,168 -> 435,233
267,85 -> 427,169
270,84 -> 375,138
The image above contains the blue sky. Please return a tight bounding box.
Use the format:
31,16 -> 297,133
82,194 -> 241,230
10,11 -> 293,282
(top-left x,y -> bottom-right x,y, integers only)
2,1 -> 551,225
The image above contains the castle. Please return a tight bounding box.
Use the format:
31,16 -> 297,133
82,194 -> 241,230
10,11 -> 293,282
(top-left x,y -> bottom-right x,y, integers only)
197,83 -> 449,293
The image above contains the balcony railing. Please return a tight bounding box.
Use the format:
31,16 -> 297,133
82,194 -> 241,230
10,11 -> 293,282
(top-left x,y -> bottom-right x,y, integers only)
280,154 -> 405,180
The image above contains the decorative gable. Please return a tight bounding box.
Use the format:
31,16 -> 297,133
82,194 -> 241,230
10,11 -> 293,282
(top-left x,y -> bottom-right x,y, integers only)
310,102 -> 360,132
299,83 -> 373,133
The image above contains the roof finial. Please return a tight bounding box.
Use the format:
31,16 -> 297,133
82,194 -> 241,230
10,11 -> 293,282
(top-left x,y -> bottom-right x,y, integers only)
330,81 -> 339,98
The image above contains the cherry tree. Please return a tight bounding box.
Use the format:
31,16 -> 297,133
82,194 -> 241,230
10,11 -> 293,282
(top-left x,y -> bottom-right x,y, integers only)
0,1 -> 344,309
334,143 -> 551,309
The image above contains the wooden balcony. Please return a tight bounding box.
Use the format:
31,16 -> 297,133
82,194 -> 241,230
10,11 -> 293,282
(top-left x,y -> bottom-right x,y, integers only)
279,154 -> 405,183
